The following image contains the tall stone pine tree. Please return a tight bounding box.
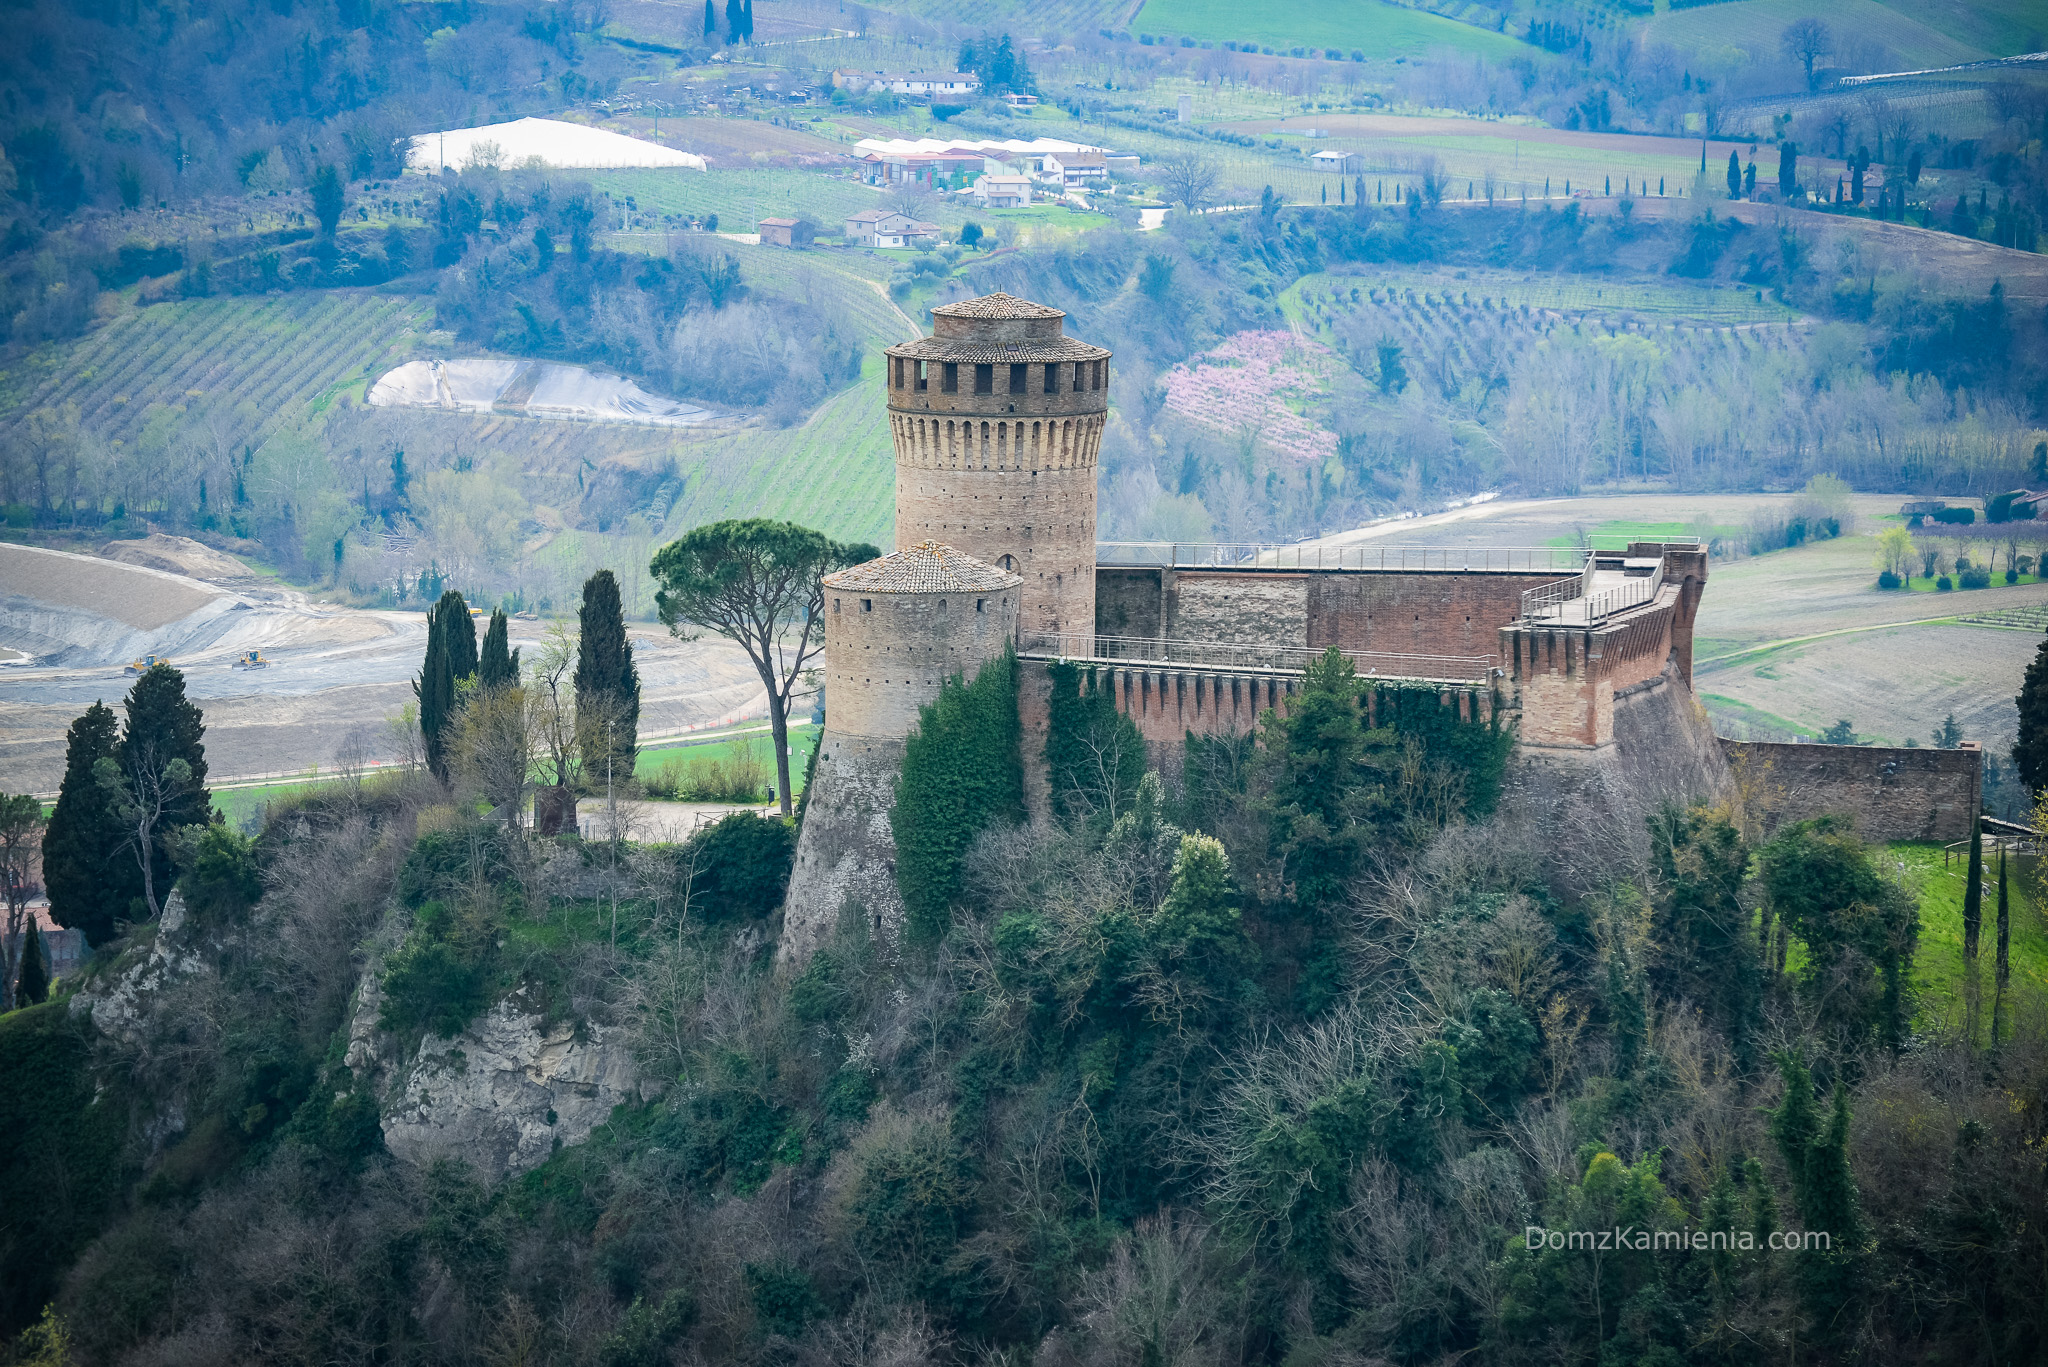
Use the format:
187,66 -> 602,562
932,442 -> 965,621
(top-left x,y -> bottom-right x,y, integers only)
575,571 -> 640,786
480,608 -> 520,688
43,701 -> 135,946
15,921 -> 49,1005
120,662 -> 212,906
2012,632 -> 2048,790
417,590 -> 478,781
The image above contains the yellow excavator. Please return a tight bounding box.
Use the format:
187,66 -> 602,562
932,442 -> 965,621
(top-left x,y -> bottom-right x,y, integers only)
231,649 -> 271,669
124,653 -> 170,674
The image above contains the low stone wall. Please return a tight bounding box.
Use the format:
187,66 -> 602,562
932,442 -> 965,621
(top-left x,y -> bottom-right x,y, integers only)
1720,739 -> 1981,844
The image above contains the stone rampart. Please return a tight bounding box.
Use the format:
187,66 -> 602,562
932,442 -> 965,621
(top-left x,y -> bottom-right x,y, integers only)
1720,739 -> 1982,843
1095,564 -> 1556,657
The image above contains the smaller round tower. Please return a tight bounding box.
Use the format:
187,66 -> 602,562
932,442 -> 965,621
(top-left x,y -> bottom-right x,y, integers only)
782,542 -> 1021,961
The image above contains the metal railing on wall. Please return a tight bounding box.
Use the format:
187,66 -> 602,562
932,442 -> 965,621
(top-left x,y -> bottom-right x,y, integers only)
1519,561 -> 1665,626
1019,632 -> 1498,684
1095,542 -> 1595,573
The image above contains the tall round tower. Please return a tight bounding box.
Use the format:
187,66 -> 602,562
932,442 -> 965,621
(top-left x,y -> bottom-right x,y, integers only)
781,541 -> 1021,963
884,292 -> 1110,650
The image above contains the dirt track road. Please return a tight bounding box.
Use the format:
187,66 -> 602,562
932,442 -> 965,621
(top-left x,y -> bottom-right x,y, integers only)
1,541 -> 766,791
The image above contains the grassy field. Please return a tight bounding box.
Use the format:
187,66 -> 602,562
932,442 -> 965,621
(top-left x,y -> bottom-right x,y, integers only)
0,293 -> 432,446
636,721 -> 819,792
584,167 -> 904,231
1890,841 -> 2048,1041
1641,0 -> 1988,68
1132,0 -> 1527,59
1879,0 -> 2048,57
1228,119 -> 1771,207
661,359 -> 897,547
1282,269 -> 1795,326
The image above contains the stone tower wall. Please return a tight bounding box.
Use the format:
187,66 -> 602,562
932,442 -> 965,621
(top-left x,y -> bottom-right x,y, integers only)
887,344 -> 1108,643
784,576 -> 1020,964
823,579 -> 1022,740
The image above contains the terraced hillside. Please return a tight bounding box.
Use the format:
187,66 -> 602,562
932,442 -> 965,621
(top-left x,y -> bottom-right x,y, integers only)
661,365 -> 897,549
1,292 -> 432,447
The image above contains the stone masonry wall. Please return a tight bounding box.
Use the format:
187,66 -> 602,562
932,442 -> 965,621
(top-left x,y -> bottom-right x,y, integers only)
1092,566 -> 1557,658
1173,575 -> 1310,646
822,583 -> 1020,742
1305,570 -> 1557,657
1720,739 -> 1982,843
893,424 -> 1101,640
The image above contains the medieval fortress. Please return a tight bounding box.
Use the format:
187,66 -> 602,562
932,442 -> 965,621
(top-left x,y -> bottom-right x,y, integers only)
782,294 -> 1981,959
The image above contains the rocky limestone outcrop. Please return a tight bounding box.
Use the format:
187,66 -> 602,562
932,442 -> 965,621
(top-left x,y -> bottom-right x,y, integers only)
70,891 -> 204,1047
347,977 -> 641,1184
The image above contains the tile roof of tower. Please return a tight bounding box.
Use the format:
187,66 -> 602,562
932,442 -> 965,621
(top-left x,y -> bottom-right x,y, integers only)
884,335 -> 1109,364
930,292 -> 1065,320
822,541 -> 1023,593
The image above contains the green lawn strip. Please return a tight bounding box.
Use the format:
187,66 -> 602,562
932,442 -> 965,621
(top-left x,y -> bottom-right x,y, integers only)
1903,574 -> 2043,594
1887,841 -> 2048,1039
1535,519 -> 1745,549
635,721 -> 817,781
1132,0 -> 1527,58
1699,693 -> 1817,738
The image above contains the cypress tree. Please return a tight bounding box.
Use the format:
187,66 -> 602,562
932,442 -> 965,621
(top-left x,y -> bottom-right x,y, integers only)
118,663 -> 210,917
480,609 -> 519,688
1727,150 -> 1741,199
442,590 -> 478,682
725,0 -> 741,41
43,701 -> 137,946
703,0 -> 715,34
122,662 -> 210,826
575,571 -> 641,784
1993,845 -> 2011,1044
417,595 -> 455,782
1963,822 -> 1983,963
15,921 -> 49,1006
2012,632 -> 2048,790
742,0 -> 753,39
1771,1053 -> 1820,1194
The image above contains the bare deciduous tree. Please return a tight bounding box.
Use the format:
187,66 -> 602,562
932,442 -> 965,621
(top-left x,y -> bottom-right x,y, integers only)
1781,17 -> 1833,91
1155,152 -> 1219,212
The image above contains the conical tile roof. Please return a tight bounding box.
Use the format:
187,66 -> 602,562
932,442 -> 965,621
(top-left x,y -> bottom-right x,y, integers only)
822,541 -> 1021,593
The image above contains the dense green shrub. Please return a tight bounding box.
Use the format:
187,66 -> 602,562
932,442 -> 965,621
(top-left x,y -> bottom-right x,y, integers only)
893,650 -> 1024,945
677,812 -> 795,921
745,1261 -> 824,1337
378,899 -> 497,1038
1044,660 -> 1146,822
171,821 -> 263,924
0,1003 -> 133,1336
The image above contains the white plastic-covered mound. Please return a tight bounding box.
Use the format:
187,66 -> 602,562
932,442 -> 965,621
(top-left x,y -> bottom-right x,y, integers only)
368,359 -> 722,428
406,117 -> 707,172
